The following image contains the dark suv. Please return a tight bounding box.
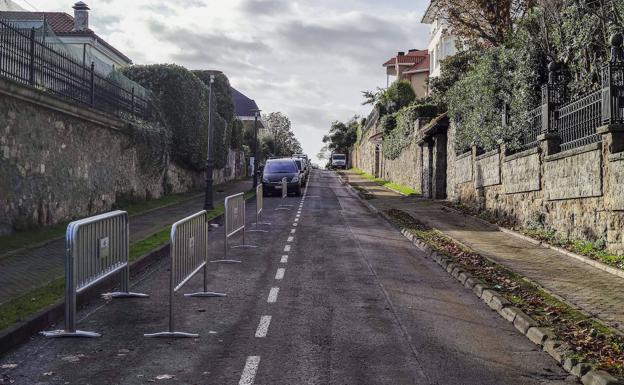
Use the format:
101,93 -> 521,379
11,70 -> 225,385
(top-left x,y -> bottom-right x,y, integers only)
262,158 -> 302,196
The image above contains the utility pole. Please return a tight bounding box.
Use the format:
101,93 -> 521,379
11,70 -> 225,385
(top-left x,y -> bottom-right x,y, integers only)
252,109 -> 261,188
204,74 -> 215,211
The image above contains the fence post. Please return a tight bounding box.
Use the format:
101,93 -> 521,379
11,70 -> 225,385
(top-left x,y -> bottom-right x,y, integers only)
598,32 -> 624,153
538,62 -> 563,155
28,27 -> 35,86
89,61 -> 95,106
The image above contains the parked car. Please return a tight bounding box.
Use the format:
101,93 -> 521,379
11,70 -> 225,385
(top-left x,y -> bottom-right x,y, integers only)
262,158 -> 302,196
331,153 -> 347,169
292,158 -> 309,186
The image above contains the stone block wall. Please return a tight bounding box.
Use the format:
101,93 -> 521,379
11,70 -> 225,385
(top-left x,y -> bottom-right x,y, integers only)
446,123 -> 624,254
0,78 -> 246,235
351,126 -> 423,193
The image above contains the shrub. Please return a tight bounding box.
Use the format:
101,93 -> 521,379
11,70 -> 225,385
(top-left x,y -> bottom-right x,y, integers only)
120,64 -> 210,170
379,80 -> 416,112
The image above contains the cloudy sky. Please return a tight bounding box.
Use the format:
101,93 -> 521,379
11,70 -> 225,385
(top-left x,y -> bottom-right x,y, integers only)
14,0 -> 431,163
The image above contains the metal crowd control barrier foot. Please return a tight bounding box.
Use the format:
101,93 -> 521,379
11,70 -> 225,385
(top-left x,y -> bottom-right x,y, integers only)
276,177 -> 293,211
42,211 -> 147,338
249,184 -> 270,233
145,210 -> 225,338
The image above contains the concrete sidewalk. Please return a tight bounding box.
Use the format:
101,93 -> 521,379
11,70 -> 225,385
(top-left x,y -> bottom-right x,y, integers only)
0,179 -> 252,306
341,169 -> 624,332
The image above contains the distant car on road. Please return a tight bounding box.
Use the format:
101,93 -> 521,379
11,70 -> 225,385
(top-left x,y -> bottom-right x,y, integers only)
292,158 -> 309,186
262,158 -> 302,196
331,153 -> 347,169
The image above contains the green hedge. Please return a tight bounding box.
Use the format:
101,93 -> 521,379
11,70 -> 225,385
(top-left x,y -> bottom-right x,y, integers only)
121,64 -> 210,170
121,66 -> 239,171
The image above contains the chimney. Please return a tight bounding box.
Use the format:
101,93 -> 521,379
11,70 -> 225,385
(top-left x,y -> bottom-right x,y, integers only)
397,51 -> 405,56
72,1 -> 90,32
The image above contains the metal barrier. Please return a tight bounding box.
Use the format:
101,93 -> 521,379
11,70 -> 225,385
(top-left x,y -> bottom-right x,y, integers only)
145,211 -> 225,338
250,184 -> 270,232
276,177 -> 293,211
214,192 -> 256,263
42,211 -> 147,338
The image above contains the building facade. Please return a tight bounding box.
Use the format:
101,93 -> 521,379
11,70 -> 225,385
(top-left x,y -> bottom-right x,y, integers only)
422,0 -> 457,79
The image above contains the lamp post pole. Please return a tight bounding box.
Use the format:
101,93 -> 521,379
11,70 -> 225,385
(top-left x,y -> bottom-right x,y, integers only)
204,74 -> 215,211
252,109 -> 261,188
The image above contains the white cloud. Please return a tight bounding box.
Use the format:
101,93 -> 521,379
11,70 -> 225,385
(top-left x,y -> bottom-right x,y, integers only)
16,0 -> 430,163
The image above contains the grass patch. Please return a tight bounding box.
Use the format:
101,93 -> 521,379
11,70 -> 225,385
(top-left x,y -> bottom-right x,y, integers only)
386,208 -> 624,377
352,168 -> 419,196
0,191 -> 254,334
0,190 -> 204,258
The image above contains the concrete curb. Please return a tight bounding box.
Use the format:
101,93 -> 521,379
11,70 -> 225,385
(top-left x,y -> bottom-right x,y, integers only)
441,204 -> 624,281
0,197 -> 252,357
343,177 -> 624,385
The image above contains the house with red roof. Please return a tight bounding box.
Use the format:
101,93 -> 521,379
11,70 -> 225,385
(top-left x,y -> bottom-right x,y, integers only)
0,2 -> 132,73
383,49 -> 430,98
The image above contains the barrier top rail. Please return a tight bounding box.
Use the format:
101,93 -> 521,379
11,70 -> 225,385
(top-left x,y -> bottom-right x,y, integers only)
225,192 -> 246,238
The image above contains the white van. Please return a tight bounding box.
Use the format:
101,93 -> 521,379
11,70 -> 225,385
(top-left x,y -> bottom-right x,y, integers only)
331,153 -> 347,169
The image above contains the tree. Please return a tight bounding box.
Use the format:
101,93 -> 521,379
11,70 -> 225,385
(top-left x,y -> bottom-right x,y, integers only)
262,112 -> 302,157
436,0 -> 536,46
323,117 -> 359,155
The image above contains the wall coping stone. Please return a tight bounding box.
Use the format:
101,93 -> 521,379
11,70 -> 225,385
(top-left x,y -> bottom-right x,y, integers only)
0,76 -> 126,130
545,142 -> 602,162
456,151 -> 472,161
504,146 -> 540,163
476,148 -> 500,161
608,151 -> 624,162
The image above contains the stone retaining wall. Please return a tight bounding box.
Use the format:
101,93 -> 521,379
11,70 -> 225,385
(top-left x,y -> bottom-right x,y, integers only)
0,78 -> 246,235
447,123 -> 624,254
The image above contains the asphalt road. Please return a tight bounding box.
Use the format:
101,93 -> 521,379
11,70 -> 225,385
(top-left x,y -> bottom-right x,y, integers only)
0,170 -> 578,385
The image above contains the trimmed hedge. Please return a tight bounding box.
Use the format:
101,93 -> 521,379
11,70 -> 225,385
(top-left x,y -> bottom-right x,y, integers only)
121,65 -> 239,171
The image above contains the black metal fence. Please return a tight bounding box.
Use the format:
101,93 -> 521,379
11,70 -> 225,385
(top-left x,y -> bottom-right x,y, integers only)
557,90 -> 602,151
0,18 -> 151,120
508,41 -> 624,155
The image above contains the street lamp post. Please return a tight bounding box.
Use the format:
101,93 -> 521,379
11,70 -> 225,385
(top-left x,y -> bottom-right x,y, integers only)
252,109 -> 261,188
204,74 -> 215,211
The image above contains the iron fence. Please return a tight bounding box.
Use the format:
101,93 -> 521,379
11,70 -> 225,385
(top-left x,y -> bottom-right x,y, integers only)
0,19 -> 151,120
557,90 -> 603,151
514,105 -> 542,153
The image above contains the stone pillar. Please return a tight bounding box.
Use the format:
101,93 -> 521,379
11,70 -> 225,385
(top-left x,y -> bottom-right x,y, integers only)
538,133 -> 561,156
432,133 -> 447,199
421,140 -> 433,198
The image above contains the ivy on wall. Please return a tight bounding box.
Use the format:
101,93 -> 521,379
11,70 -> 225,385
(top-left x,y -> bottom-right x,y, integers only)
382,104 -> 438,160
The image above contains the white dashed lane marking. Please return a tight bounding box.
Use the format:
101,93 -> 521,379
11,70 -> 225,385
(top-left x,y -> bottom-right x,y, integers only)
281,255 -> 288,263
239,356 -> 261,385
287,236 -> 294,242
284,245 -> 291,252
290,229 -> 296,234
267,287 -> 279,303
255,316 -> 272,338
275,268 -> 285,280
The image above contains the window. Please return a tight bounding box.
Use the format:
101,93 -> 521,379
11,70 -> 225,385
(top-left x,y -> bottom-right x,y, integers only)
265,160 -> 298,173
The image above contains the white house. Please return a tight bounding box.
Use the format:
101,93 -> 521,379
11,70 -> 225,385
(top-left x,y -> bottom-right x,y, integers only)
0,2 -> 132,74
422,0 -> 457,79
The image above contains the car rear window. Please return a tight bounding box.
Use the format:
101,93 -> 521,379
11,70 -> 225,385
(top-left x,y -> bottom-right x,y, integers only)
265,160 -> 298,173
333,155 -> 346,160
